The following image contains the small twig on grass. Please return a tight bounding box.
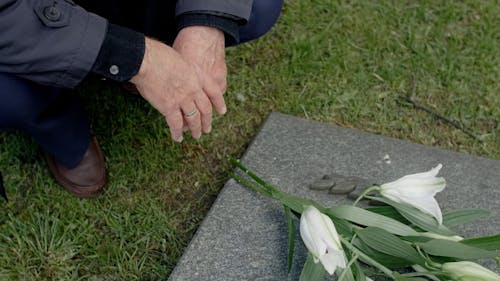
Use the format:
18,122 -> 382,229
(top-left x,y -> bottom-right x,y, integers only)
398,79 -> 480,141
181,143 -> 209,153
398,95 -> 480,141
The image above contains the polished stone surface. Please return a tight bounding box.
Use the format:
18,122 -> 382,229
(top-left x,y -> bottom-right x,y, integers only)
169,112 -> 500,281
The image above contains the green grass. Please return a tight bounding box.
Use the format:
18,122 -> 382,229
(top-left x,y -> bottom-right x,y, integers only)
1,0 -> 499,279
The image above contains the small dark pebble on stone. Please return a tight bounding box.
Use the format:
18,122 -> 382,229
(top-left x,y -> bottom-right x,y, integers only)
309,175 -> 335,190
328,180 -> 356,194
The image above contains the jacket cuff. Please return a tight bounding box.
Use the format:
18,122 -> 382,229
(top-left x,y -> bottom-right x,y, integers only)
91,24 -> 145,82
176,13 -> 240,45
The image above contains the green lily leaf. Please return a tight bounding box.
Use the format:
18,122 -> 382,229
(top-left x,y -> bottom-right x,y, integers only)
443,209 -> 491,227
337,241 -> 366,281
366,206 -> 409,223
356,227 -> 426,266
418,239 -> 499,259
368,196 -> 456,236
326,205 -> 418,236
341,237 -> 395,278
461,234 -> 500,251
353,260 -> 366,281
401,236 -> 433,243
331,218 -> 354,237
353,239 -> 413,269
299,253 -> 325,281
337,249 -> 357,281
337,266 -> 356,281
284,205 -> 295,274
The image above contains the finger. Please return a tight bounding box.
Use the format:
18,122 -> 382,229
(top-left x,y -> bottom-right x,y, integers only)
194,92 -> 213,133
165,111 -> 184,142
215,64 -> 227,95
203,75 -> 227,115
182,104 -> 202,139
182,117 -> 189,132
218,78 -> 227,95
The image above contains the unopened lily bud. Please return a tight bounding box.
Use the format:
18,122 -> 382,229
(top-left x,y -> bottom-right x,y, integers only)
300,205 -> 347,275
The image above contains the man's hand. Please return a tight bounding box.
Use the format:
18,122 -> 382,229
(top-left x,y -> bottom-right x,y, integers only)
131,37 -> 212,142
173,26 -> 227,115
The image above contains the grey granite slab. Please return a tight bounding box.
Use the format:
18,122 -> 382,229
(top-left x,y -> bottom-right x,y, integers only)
168,112 -> 500,281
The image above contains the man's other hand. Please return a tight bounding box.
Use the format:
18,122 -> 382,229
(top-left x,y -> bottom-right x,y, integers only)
131,37 -> 213,142
173,26 -> 227,116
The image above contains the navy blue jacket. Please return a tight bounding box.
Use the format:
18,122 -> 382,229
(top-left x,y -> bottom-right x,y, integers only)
0,0 -> 252,88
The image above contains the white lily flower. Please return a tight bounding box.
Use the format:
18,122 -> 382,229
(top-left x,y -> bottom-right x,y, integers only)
380,164 -> 446,224
442,261 -> 500,281
299,205 -> 346,275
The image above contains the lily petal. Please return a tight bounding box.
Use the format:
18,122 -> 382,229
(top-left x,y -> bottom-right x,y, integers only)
405,196 -> 443,224
300,212 -> 324,261
319,248 -> 346,275
402,164 -> 442,179
382,179 -> 445,198
320,213 -> 342,248
379,164 -> 446,224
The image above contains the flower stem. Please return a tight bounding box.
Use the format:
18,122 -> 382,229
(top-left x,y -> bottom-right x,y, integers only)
353,186 -> 380,206
229,157 -> 277,194
337,254 -> 358,281
340,237 -> 394,279
229,157 -> 321,214
228,171 -> 273,197
415,245 -> 442,270
401,271 -> 442,281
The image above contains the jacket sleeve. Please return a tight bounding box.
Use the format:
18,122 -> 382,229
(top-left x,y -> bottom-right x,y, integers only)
175,0 -> 253,23
0,0 -> 107,88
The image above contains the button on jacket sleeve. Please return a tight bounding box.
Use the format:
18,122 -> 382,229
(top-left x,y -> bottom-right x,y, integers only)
0,0 -> 107,88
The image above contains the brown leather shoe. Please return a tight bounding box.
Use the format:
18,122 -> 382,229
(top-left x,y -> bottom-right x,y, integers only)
45,136 -> 107,198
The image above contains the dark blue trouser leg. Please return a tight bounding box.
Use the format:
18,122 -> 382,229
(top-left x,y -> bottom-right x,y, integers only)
238,0 -> 284,44
77,0 -> 283,45
0,73 -> 90,168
